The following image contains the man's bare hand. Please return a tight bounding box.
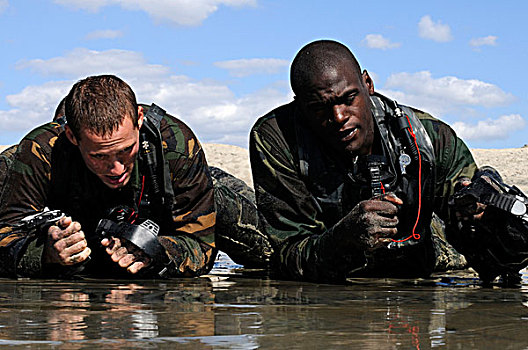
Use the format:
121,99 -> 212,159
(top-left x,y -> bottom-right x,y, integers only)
43,216 -> 91,265
101,237 -> 151,274
346,192 -> 403,250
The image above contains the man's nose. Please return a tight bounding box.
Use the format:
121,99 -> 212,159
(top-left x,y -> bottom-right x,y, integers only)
331,104 -> 348,124
107,158 -> 125,174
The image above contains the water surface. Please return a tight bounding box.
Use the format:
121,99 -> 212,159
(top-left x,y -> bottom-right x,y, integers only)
0,253 -> 527,349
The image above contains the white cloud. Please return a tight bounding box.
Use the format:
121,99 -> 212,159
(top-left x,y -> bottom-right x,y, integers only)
418,15 -> 453,42
381,71 -> 515,116
379,71 -> 523,142
186,87 -> 291,144
15,48 -> 170,79
362,34 -> 401,50
1,48 -> 290,147
85,29 -> 124,40
1,81 -> 71,131
469,35 -> 497,47
54,0 -> 256,26
0,0 -> 8,13
452,114 -> 525,141
214,58 -> 289,77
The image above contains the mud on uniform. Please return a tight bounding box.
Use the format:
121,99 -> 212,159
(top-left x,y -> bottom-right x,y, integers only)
210,167 -> 272,267
0,106 -> 217,278
250,95 -> 477,282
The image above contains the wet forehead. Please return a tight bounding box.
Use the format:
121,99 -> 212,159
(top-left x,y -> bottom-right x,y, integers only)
79,117 -> 138,152
304,65 -> 362,100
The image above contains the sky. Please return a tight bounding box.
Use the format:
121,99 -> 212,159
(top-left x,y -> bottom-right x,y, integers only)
0,0 -> 526,149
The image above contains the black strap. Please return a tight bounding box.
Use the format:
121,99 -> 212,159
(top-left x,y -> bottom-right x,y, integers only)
139,104 -> 175,212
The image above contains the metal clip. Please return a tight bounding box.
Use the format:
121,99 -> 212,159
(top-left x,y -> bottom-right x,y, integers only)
399,153 -> 411,174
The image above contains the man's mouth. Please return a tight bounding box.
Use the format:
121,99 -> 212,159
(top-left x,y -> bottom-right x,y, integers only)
106,171 -> 127,185
339,127 -> 358,143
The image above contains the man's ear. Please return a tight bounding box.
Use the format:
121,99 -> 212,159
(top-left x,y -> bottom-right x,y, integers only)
64,125 -> 78,146
362,70 -> 375,95
137,105 -> 144,129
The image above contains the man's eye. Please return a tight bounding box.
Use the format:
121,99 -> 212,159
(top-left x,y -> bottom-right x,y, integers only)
344,94 -> 356,105
122,145 -> 134,154
91,154 -> 105,160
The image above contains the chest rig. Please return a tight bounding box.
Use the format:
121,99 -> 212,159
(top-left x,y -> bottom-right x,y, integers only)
294,94 -> 437,274
368,93 -> 436,246
136,104 -> 175,223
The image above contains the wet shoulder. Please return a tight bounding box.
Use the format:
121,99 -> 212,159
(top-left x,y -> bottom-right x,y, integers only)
251,102 -> 298,151
411,107 -> 475,174
140,103 -> 203,159
159,112 -> 203,160
252,102 -> 296,134
18,121 -> 65,156
7,121 -> 65,178
412,107 -> 459,148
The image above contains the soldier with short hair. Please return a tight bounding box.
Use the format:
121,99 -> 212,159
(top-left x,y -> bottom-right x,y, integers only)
250,40 -> 527,283
0,74 -> 247,278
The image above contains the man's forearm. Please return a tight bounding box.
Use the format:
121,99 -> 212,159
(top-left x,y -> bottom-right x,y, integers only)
0,228 -> 40,277
158,234 -> 217,276
274,217 -> 367,282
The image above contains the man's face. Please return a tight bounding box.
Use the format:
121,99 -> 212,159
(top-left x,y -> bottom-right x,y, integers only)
297,64 -> 375,157
66,108 -> 143,189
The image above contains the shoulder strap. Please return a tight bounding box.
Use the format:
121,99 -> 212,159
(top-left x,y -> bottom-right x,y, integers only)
139,104 -> 175,214
370,94 -> 435,166
142,103 -> 165,137
400,105 -> 435,164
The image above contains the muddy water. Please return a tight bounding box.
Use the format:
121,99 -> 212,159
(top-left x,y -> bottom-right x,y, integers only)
0,254 -> 527,349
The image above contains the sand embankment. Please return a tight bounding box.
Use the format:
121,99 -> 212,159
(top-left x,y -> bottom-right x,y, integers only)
471,148 -> 528,193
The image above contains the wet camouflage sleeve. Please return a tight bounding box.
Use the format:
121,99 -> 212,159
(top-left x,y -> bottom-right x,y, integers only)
250,107 -> 477,282
0,145 -> 18,193
156,113 -> 217,276
0,122 -> 61,277
415,110 -> 478,221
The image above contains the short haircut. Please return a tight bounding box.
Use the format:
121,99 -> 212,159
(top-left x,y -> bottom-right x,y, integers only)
53,97 -> 66,121
65,75 -> 138,139
290,40 -> 362,96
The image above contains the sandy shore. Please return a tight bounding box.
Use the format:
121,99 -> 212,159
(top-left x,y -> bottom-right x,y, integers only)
3,143 -> 528,193
203,143 -> 254,187
471,147 -> 528,193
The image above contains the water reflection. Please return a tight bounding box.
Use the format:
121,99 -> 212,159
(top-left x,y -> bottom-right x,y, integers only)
0,267 -> 526,348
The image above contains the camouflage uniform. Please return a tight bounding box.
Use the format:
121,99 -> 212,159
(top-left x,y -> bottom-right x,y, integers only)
0,145 -> 17,194
0,106 -> 217,278
211,166 -> 272,267
250,95 -> 477,282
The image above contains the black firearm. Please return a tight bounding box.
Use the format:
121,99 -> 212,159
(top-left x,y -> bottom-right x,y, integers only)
19,208 -> 66,234
450,169 -> 528,222
18,208 -> 92,277
449,168 -> 528,284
